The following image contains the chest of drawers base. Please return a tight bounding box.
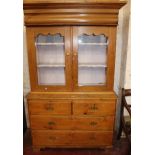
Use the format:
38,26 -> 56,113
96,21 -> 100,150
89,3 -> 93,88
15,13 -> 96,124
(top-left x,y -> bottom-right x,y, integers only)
27,92 -> 117,151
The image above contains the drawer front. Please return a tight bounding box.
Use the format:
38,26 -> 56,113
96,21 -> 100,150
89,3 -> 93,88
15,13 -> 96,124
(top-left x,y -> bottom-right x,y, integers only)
28,100 -> 71,115
73,116 -> 114,131
32,130 -> 72,146
32,130 -> 113,146
73,100 -> 116,116
30,116 -> 72,130
30,116 -> 114,131
72,131 -> 113,146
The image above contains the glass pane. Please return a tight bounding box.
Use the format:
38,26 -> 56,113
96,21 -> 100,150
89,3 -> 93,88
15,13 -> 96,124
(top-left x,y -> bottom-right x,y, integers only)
78,34 -> 108,86
78,67 -> 106,86
35,34 -> 65,85
38,68 -> 65,85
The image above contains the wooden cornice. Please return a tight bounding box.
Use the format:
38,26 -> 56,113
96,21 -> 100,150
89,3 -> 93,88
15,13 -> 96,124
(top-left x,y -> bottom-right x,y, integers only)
24,1 -> 127,9
24,0 -> 127,26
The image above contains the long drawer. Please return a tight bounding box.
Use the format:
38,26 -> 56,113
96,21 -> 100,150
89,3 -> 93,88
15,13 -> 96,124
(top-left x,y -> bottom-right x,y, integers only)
28,100 -> 71,115
30,115 -> 114,130
32,130 -> 113,146
32,130 -> 71,146
73,100 -> 116,116
72,131 -> 113,146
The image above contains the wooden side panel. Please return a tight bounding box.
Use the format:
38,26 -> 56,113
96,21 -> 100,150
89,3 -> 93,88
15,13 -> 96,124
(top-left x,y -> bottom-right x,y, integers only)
73,99 -> 116,116
28,100 -> 71,115
30,116 -> 114,130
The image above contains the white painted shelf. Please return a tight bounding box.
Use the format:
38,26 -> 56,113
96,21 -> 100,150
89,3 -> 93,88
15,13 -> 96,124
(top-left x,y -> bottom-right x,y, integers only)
78,42 -> 108,45
39,83 -> 65,86
78,83 -> 106,86
35,43 -> 64,45
37,64 -> 65,68
79,63 -> 107,68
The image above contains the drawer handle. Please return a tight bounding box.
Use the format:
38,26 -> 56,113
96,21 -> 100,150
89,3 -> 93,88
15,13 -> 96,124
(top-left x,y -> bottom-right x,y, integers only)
89,104 -> 98,110
90,121 -> 97,126
44,104 -> 54,111
49,136 -> 56,140
48,121 -> 55,126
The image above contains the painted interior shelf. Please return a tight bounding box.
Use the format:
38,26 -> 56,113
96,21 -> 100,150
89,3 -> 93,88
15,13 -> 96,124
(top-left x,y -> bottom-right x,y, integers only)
78,42 -> 108,45
39,83 -> 65,86
79,63 -> 107,68
78,83 -> 106,86
35,43 -> 64,46
37,63 -> 65,68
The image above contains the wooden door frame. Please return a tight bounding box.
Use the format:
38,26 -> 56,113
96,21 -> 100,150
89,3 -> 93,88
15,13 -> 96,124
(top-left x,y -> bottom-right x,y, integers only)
72,26 -> 117,92
26,26 -> 72,92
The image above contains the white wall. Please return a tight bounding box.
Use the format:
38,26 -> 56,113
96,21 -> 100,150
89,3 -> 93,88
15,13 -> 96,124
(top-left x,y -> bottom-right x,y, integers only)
23,27 -> 30,127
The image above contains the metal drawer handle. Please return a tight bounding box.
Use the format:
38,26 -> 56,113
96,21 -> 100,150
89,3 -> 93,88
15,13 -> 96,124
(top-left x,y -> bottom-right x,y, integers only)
48,121 -> 56,126
44,104 -> 54,111
90,121 -> 97,126
89,104 -> 98,110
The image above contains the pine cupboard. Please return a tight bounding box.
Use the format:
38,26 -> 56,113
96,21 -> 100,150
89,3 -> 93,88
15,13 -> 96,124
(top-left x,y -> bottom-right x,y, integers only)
24,0 -> 127,151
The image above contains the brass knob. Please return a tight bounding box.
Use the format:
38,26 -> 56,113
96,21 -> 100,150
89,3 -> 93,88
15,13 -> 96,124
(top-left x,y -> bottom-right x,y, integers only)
66,52 -> 70,56
73,52 -> 77,56
90,121 -> 97,126
45,104 -> 54,111
48,121 -> 55,125
89,104 -> 98,110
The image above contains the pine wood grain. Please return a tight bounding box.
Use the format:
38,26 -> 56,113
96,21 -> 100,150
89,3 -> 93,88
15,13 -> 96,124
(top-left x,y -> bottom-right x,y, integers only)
30,115 -> 115,130
28,100 -> 71,115
32,130 -> 113,147
73,99 -> 116,116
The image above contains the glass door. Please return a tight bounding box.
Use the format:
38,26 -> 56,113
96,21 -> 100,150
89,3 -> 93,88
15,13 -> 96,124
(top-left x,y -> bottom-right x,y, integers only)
36,34 -> 65,86
26,27 -> 72,91
73,26 -> 116,91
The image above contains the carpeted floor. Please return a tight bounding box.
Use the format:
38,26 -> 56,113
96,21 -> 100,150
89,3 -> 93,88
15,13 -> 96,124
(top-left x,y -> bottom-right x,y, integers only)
23,129 -> 130,155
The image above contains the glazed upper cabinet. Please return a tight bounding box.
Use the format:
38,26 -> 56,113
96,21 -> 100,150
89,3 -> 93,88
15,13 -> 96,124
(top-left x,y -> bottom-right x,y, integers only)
73,26 -> 116,91
26,26 -> 116,92
26,27 -> 72,91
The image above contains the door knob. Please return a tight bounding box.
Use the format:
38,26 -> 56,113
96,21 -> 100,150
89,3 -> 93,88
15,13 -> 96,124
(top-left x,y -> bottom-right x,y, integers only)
66,52 -> 70,56
73,52 -> 77,56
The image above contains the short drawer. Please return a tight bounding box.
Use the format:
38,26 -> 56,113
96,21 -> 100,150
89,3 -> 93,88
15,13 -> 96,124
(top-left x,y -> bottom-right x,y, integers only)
28,100 -> 71,115
32,130 -> 72,146
73,100 -> 116,116
30,116 -> 114,131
